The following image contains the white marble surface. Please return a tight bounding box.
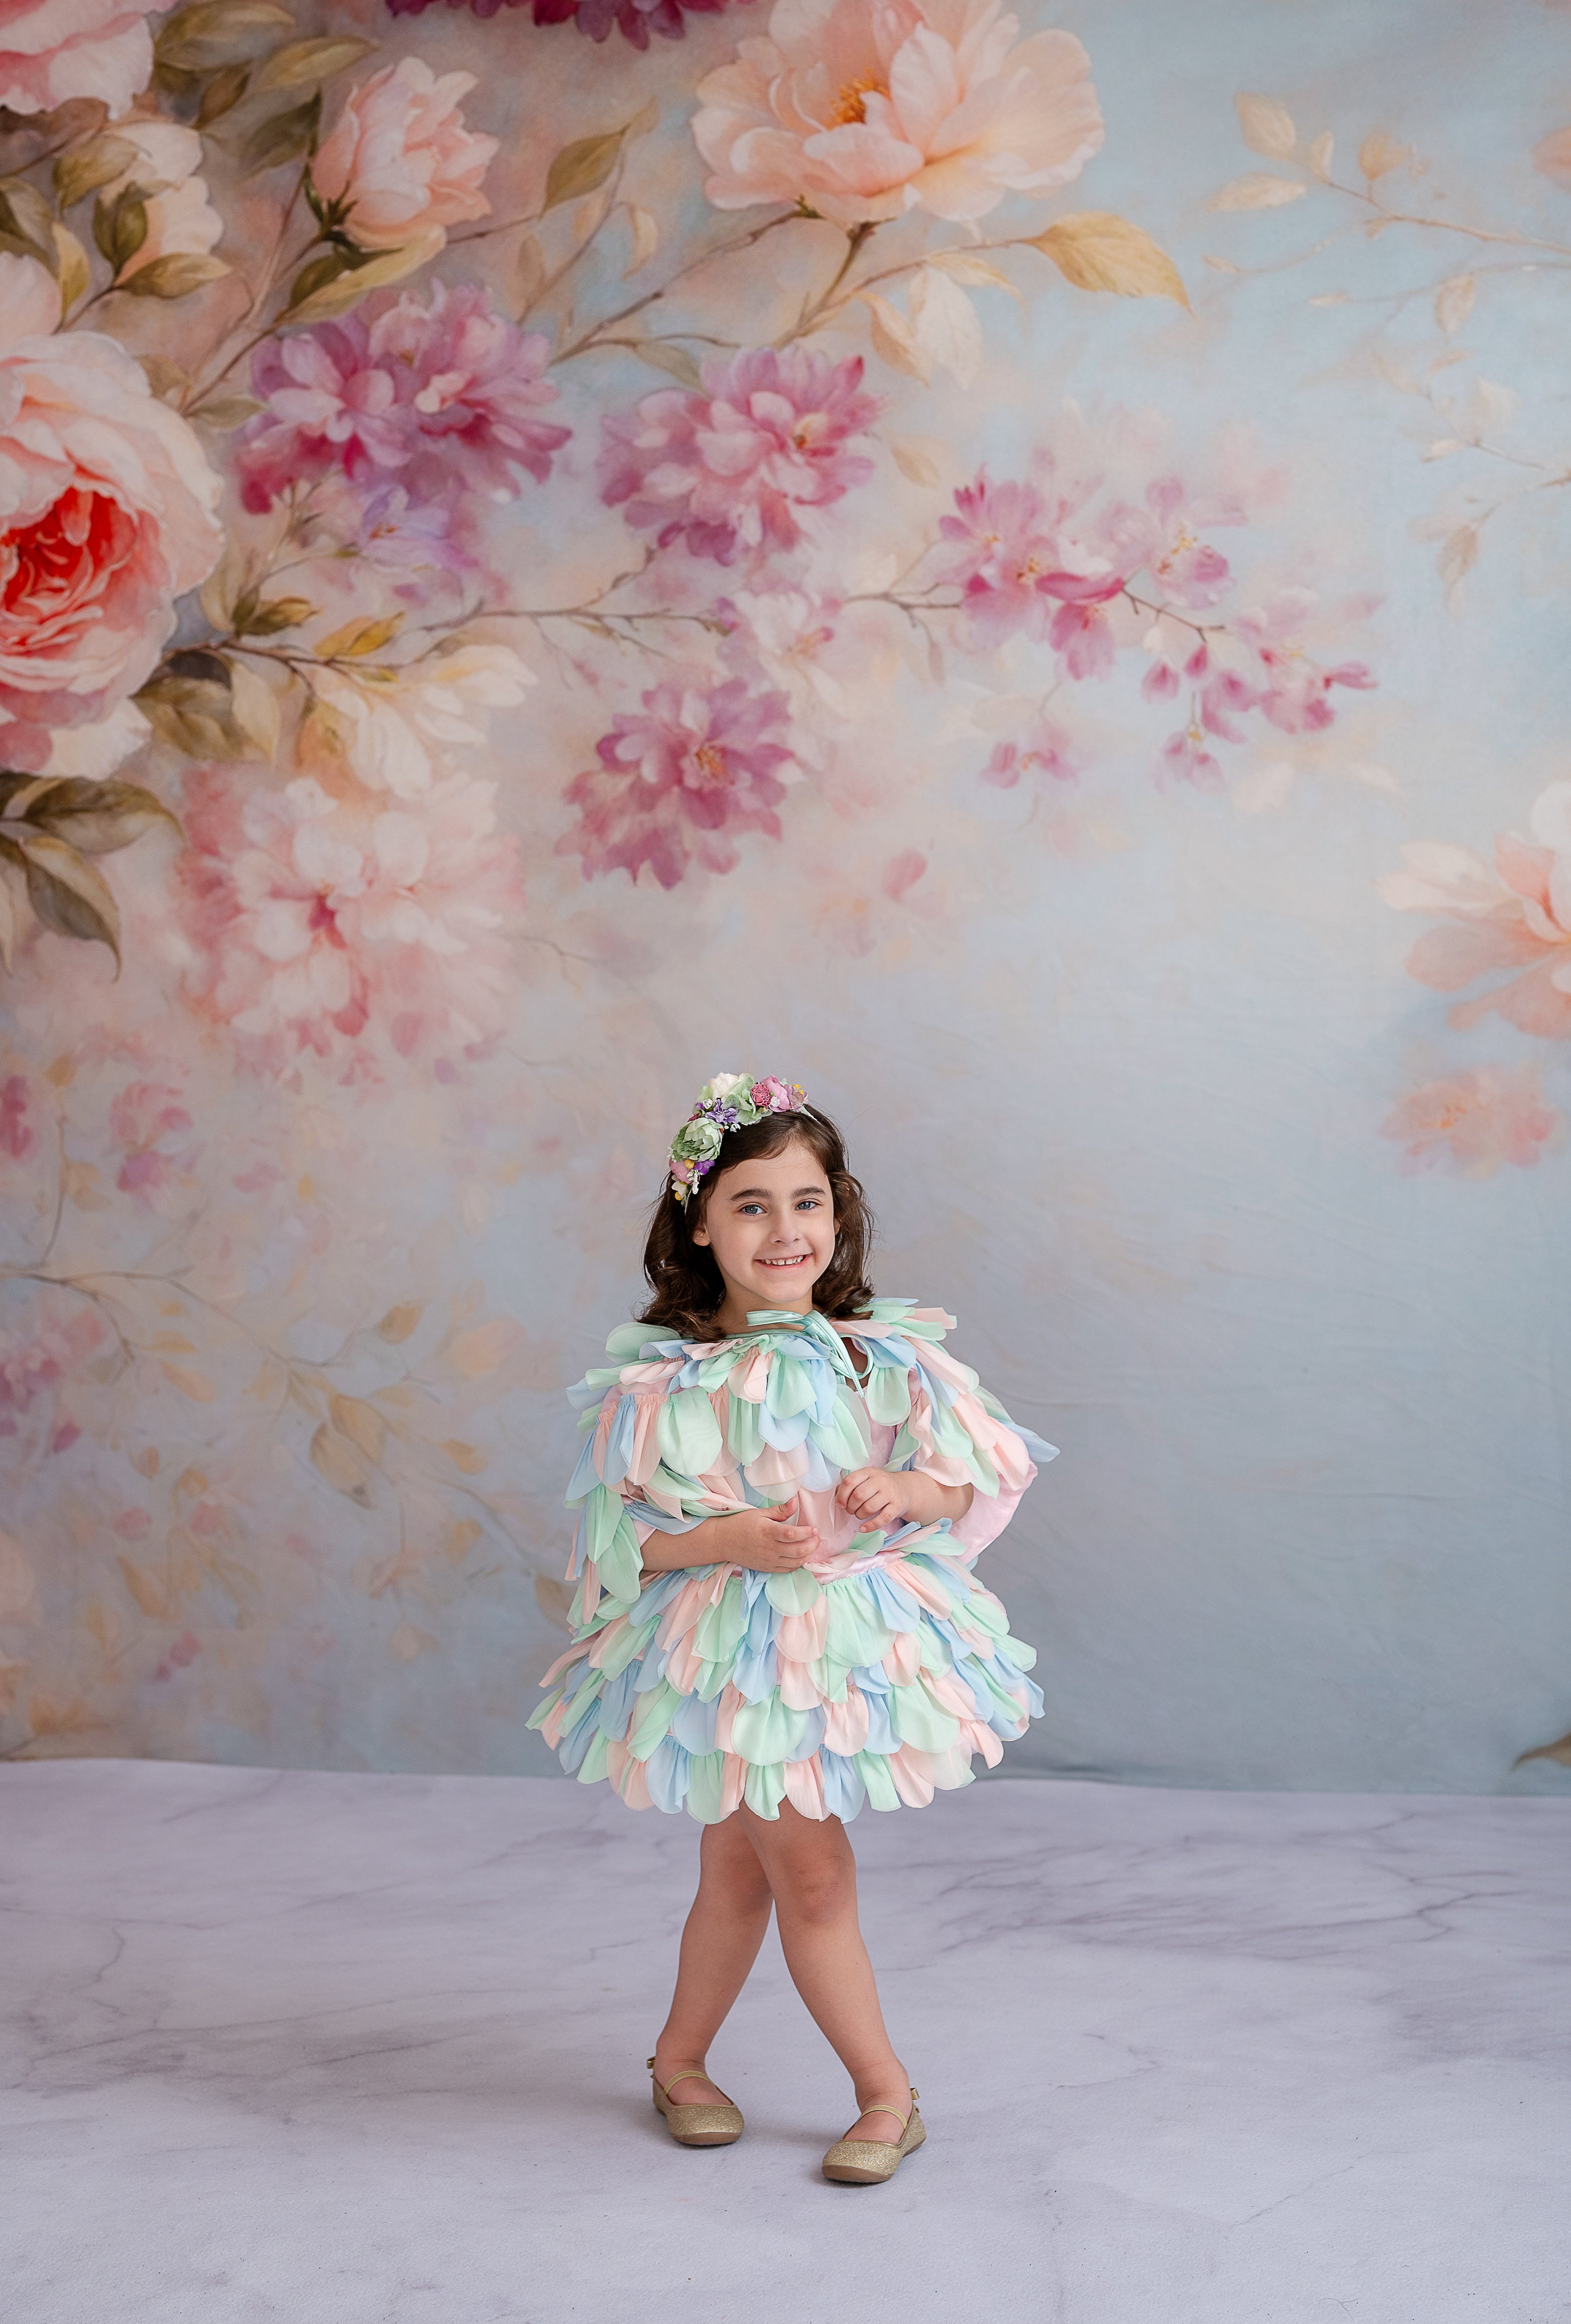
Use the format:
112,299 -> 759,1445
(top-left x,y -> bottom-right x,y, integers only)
1,1763 -> 1566,2324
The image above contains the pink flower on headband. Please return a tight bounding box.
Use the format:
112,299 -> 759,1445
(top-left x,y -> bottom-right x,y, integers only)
750,1075 -> 798,1110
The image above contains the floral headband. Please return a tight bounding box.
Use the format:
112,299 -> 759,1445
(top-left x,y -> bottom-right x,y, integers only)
668,1073 -> 807,1205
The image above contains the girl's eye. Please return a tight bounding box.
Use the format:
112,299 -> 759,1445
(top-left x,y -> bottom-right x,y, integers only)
796,1199 -> 820,1211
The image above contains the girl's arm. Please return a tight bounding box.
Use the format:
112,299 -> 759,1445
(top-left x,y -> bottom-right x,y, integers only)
836,1467 -> 974,1529
637,1496 -> 820,1574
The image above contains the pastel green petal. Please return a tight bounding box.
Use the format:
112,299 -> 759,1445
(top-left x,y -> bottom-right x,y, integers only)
743,1760 -> 787,1819
864,1365 -> 912,1426
823,1580 -> 891,1667
630,1679 -> 682,1759
658,1386 -> 723,1476
684,1752 -> 730,1822
725,1393 -> 765,1465
576,1730 -> 610,1786
856,1750 -> 902,1811
928,1401 -> 974,1461
917,1626 -> 952,1675
768,1351 -> 815,1419
810,1394 -> 870,1471
891,1681 -> 960,1752
596,1513 -> 644,1603
563,1669 -> 605,1724
583,1483 -> 626,1561
809,1655 -> 852,1703
1002,1633 -> 1038,1671
693,1574 -> 746,1665
598,1612 -> 660,1681
604,1323 -> 653,1360
525,1687 -> 564,1732
765,1567 -> 822,1614
730,1691 -> 811,1765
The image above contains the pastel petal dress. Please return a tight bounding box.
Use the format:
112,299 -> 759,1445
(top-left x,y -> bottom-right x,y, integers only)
529,1301 -> 1057,1823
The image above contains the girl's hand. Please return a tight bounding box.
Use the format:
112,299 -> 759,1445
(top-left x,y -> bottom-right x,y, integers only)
707,1496 -> 820,1573
835,1466 -> 914,1529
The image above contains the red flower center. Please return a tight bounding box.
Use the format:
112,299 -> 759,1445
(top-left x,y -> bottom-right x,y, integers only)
0,487 -> 137,646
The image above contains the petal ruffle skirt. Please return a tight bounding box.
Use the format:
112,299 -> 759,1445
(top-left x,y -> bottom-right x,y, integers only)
528,1547 -> 1044,1823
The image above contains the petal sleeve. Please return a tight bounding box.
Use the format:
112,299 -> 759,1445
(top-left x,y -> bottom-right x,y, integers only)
563,1334 -> 749,1620
896,1332 -> 1058,1567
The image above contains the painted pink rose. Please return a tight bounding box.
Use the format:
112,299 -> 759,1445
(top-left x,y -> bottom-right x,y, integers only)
312,58 -> 496,252
179,766 -> 522,1067
1376,781 -> 1571,1040
600,348 -> 881,565
0,257 -> 222,772
694,0 -> 1104,226
1380,1066 -> 1559,1178
0,0 -> 160,114
560,673 -> 793,888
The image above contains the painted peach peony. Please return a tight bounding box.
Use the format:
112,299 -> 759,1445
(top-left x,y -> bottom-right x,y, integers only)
311,57 -> 497,252
1377,782 -> 1571,1039
101,123 -> 224,281
1380,1066 -> 1559,1178
0,0 -> 161,116
693,0 -> 1104,225
0,257 -> 223,773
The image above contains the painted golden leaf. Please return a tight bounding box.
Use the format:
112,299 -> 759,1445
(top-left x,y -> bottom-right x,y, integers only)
1235,92 -> 1297,158
1033,212 -> 1190,309
1207,173 -> 1306,211
310,1423 -> 375,1506
329,1394 -> 387,1463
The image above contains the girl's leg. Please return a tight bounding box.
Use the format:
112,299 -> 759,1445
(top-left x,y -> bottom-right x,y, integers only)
739,1800 -> 911,2144
652,1812 -> 776,2105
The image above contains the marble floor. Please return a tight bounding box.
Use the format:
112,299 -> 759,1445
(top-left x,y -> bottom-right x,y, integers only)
1,1762 -> 1566,2324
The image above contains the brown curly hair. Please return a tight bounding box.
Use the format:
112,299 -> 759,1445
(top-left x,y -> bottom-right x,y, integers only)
638,1103 -> 875,1341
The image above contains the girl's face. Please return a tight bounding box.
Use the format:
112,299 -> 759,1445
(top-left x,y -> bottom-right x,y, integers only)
691,1136 -> 836,1321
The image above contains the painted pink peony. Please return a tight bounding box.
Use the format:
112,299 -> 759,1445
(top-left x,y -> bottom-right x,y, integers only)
1380,1066 -> 1559,1177
237,284 -> 567,519
387,0 -> 752,46
1377,781 -> 1571,1039
559,673 -> 794,887
311,58 -> 496,252
179,766 -> 522,1065
599,348 -> 881,564
0,0 -> 160,114
939,473 -> 1123,649
0,257 -> 222,772
694,0 -> 1103,225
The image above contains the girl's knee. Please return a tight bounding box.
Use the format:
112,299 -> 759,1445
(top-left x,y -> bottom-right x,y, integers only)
769,1840 -> 856,1927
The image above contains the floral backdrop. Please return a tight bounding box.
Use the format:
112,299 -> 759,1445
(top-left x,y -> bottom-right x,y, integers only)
0,0 -> 1566,1789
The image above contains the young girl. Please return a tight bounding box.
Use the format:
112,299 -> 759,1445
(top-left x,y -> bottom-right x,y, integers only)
530,1074 -> 1056,2185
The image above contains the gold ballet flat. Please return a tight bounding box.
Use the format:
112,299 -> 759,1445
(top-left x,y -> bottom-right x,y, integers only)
821,2087 -> 925,2185
647,2057 -> 744,2147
